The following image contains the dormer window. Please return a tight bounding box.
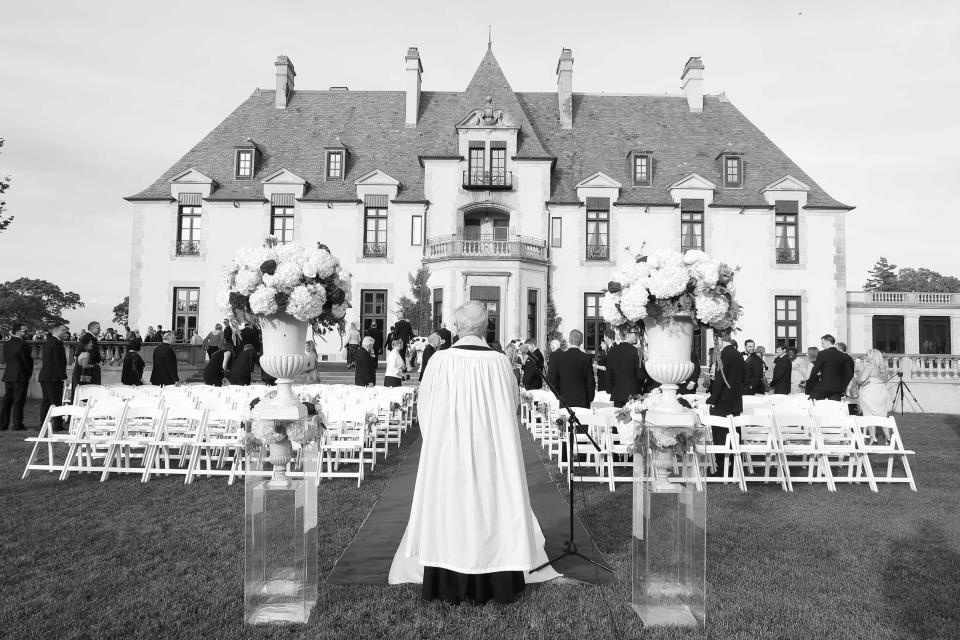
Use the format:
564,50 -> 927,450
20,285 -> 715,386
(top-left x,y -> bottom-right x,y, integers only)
633,153 -> 651,186
326,151 -> 343,180
723,155 -> 742,187
235,149 -> 255,179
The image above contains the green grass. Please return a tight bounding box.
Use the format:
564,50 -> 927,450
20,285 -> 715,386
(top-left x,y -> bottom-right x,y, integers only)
2,401 -> 959,640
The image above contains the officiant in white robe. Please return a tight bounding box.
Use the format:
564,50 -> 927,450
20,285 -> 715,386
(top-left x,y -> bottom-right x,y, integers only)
389,300 -> 556,604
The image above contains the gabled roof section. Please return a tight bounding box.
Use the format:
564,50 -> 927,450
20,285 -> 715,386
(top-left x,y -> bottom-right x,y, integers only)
761,175 -> 811,193
668,173 -> 716,191
354,169 -> 400,186
261,168 -> 306,185
170,168 -> 215,185
576,172 -> 622,189
463,47 -> 551,159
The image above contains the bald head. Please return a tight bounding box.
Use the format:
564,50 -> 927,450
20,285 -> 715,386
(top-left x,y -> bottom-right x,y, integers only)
454,301 -> 488,338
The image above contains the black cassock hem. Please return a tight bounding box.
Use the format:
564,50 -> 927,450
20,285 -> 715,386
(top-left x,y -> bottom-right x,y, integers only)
422,567 -> 525,605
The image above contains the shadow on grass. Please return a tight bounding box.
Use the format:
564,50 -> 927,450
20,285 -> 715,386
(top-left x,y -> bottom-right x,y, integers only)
881,519 -> 960,639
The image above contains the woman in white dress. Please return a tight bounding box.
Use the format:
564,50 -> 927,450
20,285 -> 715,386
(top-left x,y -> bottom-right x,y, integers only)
856,349 -> 891,441
296,340 -> 320,384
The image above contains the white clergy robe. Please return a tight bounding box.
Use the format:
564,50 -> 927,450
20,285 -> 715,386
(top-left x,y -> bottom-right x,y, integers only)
389,335 -> 557,580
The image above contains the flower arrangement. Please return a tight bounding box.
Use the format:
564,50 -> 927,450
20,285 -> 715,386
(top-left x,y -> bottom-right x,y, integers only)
218,235 -> 352,337
365,411 -> 380,435
601,244 -> 742,338
628,408 -> 703,458
247,417 -> 322,447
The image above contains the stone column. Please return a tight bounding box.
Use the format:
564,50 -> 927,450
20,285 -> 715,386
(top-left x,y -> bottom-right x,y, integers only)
904,315 -> 920,354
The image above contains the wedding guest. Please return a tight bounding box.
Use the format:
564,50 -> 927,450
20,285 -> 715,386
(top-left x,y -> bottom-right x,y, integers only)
384,339 -> 406,388
520,338 -> 545,390
394,300 -> 546,604
201,323 -> 225,359
121,339 -> 145,386
149,333 -> 179,386
365,321 -> 383,359
393,316 -> 414,362
144,326 -> 157,343
593,328 -> 615,392
32,328 -> 46,342
38,324 -> 69,431
154,325 -> 166,342
606,327 -> 645,407
102,328 -> 118,342
385,325 -> 396,359
1,323 -> 33,431
707,336 -> 743,474
836,342 -> 857,400
770,345 -> 793,395
548,329 -> 595,408
856,349 -> 892,442
437,323 -> 452,351
802,346 -> 820,396
203,344 -> 232,387
78,321 -> 103,384
354,336 -> 378,387
504,342 -> 521,386
223,319 -> 236,354
189,330 -> 204,346
808,334 -> 855,401
789,347 -> 805,392
742,339 -> 765,395
679,344 -> 701,395
298,340 -> 320,384
228,341 -> 258,386
419,333 -> 439,381
345,322 -> 361,369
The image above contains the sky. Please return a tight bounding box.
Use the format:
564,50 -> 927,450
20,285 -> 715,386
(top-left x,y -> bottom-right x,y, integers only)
1,0 -> 958,330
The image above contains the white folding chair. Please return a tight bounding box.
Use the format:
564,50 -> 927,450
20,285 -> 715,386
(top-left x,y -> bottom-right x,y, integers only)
186,408 -> 246,484
773,412 -> 836,491
22,405 -> 90,478
143,407 -> 208,482
318,426 -> 365,487
59,399 -> 129,480
731,414 -> 790,491
699,414 -> 745,490
853,416 -> 916,491
72,385 -> 109,407
100,406 -> 168,481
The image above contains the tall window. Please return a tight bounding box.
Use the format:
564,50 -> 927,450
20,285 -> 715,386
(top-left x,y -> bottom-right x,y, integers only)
326,151 -> 343,180
527,289 -> 538,341
583,293 -> 606,355
634,154 -> 651,186
550,217 -> 563,248
680,198 -> 704,252
177,204 -> 202,255
775,201 -> 799,264
774,296 -> 802,350
490,142 -> 507,186
172,287 -> 199,342
411,215 -> 423,246
919,316 -> 950,354
270,206 -> 294,243
585,198 -> 610,260
236,149 -> 254,178
724,155 -> 742,187
468,143 -> 485,184
363,195 -> 388,257
873,315 -> 904,354
433,288 -> 443,332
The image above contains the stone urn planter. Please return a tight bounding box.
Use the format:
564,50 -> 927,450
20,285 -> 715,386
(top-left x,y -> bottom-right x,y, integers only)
643,315 -> 696,414
255,313 -> 309,421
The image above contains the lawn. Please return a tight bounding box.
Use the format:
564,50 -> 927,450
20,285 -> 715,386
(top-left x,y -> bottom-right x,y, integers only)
1,401 -> 958,640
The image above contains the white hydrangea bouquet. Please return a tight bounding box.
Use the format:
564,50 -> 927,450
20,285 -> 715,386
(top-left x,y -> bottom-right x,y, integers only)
600,245 -> 743,338
218,235 -> 351,337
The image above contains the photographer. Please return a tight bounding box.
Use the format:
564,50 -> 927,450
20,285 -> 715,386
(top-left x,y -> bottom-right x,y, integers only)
383,339 -> 408,387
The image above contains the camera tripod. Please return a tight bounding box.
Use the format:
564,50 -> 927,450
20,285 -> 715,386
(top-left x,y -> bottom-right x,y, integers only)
887,372 -> 924,414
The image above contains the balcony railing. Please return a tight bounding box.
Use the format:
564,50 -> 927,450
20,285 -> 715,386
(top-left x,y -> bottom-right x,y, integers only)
847,291 -> 960,306
176,240 -> 201,256
776,247 -> 799,264
425,234 -> 547,263
462,171 -> 513,190
363,242 -> 388,257
586,244 -> 610,260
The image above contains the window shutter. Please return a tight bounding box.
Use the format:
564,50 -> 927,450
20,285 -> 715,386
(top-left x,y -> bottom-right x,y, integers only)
490,141 -> 506,149
585,197 -> 610,211
680,198 -> 704,213
178,193 -> 202,206
271,193 -> 295,207
775,200 -> 799,214
365,194 -> 389,208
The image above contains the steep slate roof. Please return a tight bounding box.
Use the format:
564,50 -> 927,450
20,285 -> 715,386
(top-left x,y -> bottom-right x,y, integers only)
127,48 -> 851,210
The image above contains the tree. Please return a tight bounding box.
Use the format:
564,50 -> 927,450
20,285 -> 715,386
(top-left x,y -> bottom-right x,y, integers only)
894,268 -> 960,293
545,291 -> 562,343
113,296 -> 129,326
0,138 -> 11,234
0,278 -> 84,330
395,266 -> 432,335
863,256 -> 897,291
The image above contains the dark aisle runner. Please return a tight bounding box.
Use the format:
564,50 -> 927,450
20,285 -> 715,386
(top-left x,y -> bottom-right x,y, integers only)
325,425 -> 615,585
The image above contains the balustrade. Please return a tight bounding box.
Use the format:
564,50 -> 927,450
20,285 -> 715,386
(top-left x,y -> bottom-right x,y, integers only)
425,233 -> 547,263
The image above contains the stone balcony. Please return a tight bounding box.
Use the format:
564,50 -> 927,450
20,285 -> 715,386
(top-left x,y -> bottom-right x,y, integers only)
423,234 -> 548,264
847,291 -> 960,307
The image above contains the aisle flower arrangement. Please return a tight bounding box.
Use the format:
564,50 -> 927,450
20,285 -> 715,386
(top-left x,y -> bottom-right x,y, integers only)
218,235 -> 352,337
625,403 -> 703,458
600,245 -> 743,338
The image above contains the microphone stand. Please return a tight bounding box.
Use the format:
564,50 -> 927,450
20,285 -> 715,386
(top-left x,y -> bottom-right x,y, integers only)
529,358 -> 613,575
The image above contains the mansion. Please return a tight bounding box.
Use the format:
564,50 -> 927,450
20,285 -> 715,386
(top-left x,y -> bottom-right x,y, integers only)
126,46 -> 854,359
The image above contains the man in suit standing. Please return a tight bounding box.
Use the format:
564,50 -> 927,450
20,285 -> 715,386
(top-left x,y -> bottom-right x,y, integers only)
365,321 -> 383,359
393,316 -> 414,362
149,332 -> 179,386
38,324 -> 69,431
520,338 -> 544,390
742,339 -> 766,395
437,324 -> 452,351
419,333 -> 439,381
770,346 -> 794,395
547,329 -> 595,408
121,338 -> 146,386
354,337 -> 378,387
808,334 -> 855,401
606,327 -> 645,407
707,336 -> 744,474
1,323 -> 34,430
77,321 -> 102,385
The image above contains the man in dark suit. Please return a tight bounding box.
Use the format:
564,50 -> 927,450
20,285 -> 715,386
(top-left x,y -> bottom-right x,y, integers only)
355,337 -> 378,387
77,321 -> 102,385
547,329 -> 595,408
520,338 -> 544,390
437,324 -> 452,351
393,316 -> 414,361
606,327 -> 645,407
38,324 -> 69,431
228,342 -> 258,386
742,339 -> 766,395
708,337 -> 744,417
770,346 -> 794,395
419,334 -> 439,381
149,332 -> 179,386
808,334 -> 855,401
365,321 -> 383,359
1,323 -> 34,430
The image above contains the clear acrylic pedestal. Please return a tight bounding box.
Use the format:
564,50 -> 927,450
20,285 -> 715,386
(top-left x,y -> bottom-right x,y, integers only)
631,410 -> 706,629
244,442 -> 318,624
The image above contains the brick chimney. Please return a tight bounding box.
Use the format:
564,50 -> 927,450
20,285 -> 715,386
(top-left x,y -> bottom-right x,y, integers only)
681,56 -> 704,113
556,48 -> 574,129
405,47 -> 423,127
275,55 -> 296,109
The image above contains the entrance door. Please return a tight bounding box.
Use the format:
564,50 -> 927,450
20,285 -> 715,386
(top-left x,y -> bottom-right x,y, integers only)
470,286 -> 500,345
360,289 -> 387,354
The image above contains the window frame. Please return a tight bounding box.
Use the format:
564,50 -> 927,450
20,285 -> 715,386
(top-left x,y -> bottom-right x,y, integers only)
527,289 -> 538,341
326,150 -> 344,180
172,287 -> 200,342
774,295 -> 802,350
270,205 -> 295,244
363,199 -> 389,257
680,199 -> 705,253
468,143 -> 486,184
550,217 -> 562,248
235,149 -> 254,179
919,316 -> 951,354
723,155 -> 742,188
176,204 -> 202,255
633,153 -> 651,186
775,201 -> 800,264
432,288 -> 443,332
872,315 -> 905,354
585,200 -> 610,261
411,214 -> 423,246
583,292 -> 607,355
